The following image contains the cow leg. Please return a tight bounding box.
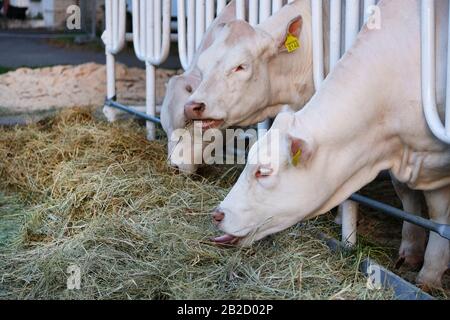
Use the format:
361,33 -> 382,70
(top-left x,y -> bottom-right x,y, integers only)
416,187 -> 450,290
391,177 -> 427,269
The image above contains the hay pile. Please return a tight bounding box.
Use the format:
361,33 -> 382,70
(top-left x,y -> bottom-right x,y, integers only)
0,108 -> 394,299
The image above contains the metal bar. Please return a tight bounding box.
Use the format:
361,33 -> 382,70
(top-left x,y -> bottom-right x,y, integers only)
236,0 -> 246,20
106,52 -> 116,100
363,0 -> 376,23
196,0 -> 206,48
105,0 -> 126,54
259,0 -> 271,22
350,193 -> 450,240
317,233 -> 434,300
271,0 -> 282,13
359,259 -> 434,300
217,0 -> 227,15
177,0 -> 189,70
421,0 -> 450,144
248,0 -> 259,26
154,0 -> 162,58
446,0 -> 450,135
341,200 -> 358,246
206,0 -> 215,28
312,0 -> 324,89
112,0 -> 119,49
329,0 -> 342,71
146,63 -> 157,140
256,0 -> 272,137
345,0 -> 360,51
187,0 -> 196,64
105,99 -> 161,124
105,0 -> 113,51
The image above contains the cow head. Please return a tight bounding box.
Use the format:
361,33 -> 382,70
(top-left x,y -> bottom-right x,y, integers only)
160,1 -> 240,173
212,111 -> 327,246
184,13 -> 305,128
160,73 -> 202,174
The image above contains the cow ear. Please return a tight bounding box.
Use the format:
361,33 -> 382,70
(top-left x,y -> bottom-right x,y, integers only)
288,132 -> 314,167
279,16 -> 303,53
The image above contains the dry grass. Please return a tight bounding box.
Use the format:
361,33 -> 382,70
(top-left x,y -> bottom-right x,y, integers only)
0,107 -> 395,300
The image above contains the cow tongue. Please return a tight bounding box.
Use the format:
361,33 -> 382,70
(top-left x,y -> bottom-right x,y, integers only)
202,120 -> 223,129
212,234 -> 238,244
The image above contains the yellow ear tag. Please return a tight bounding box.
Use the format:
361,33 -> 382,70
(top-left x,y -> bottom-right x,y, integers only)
285,33 -> 300,53
292,149 -> 302,167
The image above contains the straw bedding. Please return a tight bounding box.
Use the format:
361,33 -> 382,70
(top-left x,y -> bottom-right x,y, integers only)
0,107 -> 395,299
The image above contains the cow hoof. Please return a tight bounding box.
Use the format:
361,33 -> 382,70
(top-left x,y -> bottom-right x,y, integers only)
416,273 -> 443,292
397,248 -> 424,270
394,256 -> 405,269
395,254 -> 423,270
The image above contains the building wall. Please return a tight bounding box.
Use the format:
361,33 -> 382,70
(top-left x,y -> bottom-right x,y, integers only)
42,0 -> 78,29
10,0 -> 30,8
28,1 -> 43,18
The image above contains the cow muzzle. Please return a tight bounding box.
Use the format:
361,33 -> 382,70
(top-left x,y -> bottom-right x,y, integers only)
184,101 -> 206,120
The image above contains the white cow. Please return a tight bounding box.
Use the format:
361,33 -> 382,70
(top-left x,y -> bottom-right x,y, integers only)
160,1 -> 240,173
213,0 -> 450,289
163,0 -> 326,173
183,0 -> 321,127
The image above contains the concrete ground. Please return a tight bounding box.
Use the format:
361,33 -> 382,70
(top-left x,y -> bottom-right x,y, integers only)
0,30 -> 181,70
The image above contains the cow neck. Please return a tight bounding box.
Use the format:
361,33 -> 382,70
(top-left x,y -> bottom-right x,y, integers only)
294,32 -> 401,215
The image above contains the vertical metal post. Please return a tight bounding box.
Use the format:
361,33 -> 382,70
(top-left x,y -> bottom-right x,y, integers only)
187,0 -> 196,65
217,0 -> 227,14
363,0 -> 376,23
312,0 -> 324,89
132,0 -> 171,140
421,0 -> 450,144
103,0 -> 126,122
345,0 -> 360,51
248,0 -> 259,26
236,0 -> 246,20
196,0 -> 206,48
445,0 -> 450,135
206,0 -> 216,28
329,0 -> 342,70
256,0 -> 274,137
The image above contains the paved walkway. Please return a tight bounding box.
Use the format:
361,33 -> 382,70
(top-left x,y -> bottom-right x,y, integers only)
0,31 -> 181,70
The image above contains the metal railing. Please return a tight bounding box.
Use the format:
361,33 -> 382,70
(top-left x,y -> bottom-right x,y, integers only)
103,0 -> 171,140
132,0 -> 171,140
421,0 -> 450,144
177,0 -> 228,70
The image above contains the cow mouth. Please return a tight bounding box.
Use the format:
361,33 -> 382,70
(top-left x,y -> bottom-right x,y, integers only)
197,119 -> 224,131
211,233 -> 241,245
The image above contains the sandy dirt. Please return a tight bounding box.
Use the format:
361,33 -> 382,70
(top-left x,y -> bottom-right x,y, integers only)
0,63 -> 179,116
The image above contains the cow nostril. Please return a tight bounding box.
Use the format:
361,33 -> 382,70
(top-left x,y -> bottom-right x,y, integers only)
184,102 -> 206,119
193,103 -> 205,113
212,210 -> 225,223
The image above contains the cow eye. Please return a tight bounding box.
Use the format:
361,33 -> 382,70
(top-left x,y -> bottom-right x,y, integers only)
233,64 -> 246,72
255,167 -> 273,178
